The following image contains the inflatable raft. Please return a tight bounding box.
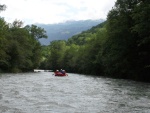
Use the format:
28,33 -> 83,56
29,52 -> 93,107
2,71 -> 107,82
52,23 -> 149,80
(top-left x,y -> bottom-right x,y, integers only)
54,72 -> 68,76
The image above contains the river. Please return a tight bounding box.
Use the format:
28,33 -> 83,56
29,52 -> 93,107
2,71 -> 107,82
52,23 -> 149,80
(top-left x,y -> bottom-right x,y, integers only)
0,72 -> 150,113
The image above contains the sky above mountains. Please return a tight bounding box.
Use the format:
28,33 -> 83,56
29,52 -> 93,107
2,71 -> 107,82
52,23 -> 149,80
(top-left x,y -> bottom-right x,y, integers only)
1,0 -> 116,25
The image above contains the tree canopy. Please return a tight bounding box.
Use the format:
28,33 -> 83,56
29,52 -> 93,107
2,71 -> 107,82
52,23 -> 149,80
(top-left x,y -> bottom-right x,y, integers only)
0,7 -> 48,72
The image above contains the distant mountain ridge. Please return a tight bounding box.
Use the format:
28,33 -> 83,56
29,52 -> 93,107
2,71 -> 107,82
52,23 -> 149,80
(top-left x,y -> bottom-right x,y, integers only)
37,19 -> 104,45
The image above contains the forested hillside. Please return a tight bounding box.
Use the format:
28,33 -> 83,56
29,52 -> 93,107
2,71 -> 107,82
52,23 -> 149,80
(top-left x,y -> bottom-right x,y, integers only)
41,0 -> 150,82
37,19 -> 104,45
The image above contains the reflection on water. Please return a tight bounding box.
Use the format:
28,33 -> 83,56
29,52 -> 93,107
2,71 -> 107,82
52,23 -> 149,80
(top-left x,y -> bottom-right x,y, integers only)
0,72 -> 150,113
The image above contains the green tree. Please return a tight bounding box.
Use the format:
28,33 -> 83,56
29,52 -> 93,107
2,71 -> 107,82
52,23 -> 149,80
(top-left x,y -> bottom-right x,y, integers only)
24,24 -> 48,69
47,40 -> 66,70
6,21 -> 33,72
24,24 -> 47,40
103,0 -> 138,78
63,44 -> 79,72
103,0 -> 150,81
0,18 -> 48,72
0,18 -> 9,72
131,0 -> 150,80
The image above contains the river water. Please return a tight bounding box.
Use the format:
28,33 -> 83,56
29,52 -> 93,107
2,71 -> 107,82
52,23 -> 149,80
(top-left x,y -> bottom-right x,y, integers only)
0,72 -> 150,113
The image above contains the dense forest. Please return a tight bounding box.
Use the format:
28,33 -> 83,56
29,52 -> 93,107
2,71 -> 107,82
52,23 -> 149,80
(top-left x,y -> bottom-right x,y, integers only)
0,0 -> 150,82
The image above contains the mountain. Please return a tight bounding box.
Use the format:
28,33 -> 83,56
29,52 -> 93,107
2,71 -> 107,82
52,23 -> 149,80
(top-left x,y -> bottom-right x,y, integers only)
37,19 -> 104,45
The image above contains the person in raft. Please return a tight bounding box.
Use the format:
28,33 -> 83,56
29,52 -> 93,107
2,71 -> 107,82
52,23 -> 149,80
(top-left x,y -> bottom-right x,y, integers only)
54,69 -> 64,75
60,69 -> 64,73
60,69 -> 68,76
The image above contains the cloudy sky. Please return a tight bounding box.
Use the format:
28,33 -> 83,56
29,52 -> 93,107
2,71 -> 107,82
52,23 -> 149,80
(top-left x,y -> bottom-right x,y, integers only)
0,0 -> 116,25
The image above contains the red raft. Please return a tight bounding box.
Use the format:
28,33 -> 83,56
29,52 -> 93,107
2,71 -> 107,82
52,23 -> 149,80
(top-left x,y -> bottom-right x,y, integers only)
54,72 -> 68,76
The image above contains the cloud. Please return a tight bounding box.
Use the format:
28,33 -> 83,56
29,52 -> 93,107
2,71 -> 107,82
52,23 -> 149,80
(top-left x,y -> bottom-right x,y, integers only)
0,0 -> 116,25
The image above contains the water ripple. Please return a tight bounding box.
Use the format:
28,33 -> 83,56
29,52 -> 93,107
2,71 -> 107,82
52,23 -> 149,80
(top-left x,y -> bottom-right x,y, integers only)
0,72 -> 150,113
